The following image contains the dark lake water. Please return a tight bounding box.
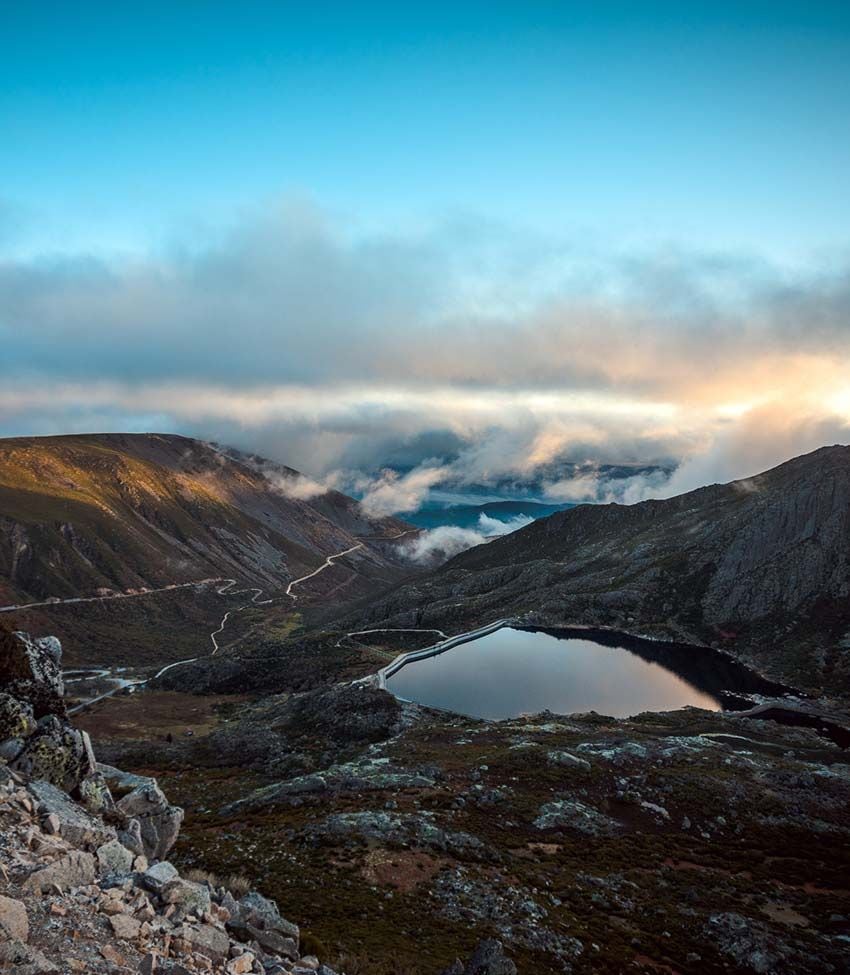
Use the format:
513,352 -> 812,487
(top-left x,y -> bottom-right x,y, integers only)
387,626 -> 784,719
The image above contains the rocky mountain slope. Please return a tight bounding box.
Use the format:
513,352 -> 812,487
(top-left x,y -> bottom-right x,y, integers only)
0,433 -> 419,667
0,433 -> 412,606
345,446 -> 850,695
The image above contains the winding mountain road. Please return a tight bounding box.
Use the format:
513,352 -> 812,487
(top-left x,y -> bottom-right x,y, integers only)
209,580 -> 272,653
63,536 -> 382,713
284,542 -> 364,599
0,578 -> 223,615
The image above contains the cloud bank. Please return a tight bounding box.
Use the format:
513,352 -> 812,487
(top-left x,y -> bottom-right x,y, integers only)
1,201 -> 849,511
402,513 -> 535,565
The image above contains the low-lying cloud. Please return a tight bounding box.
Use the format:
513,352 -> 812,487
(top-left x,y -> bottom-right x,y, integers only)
1,201 -> 849,508
401,512 -> 535,565
358,464 -> 447,518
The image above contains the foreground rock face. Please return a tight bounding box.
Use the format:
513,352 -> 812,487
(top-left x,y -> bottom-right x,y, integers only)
0,625 -> 181,861
0,625 -> 342,974
0,624 -> 100,792
0,770 -> 339,974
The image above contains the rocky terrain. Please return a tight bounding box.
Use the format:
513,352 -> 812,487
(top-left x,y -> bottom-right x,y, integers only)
0,622 -> 356,974
91,671 -> 850,974
343,446 -> 850,697
5,442 -> 850,973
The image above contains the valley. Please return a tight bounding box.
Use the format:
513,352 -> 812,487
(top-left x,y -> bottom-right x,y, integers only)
2,437 -> 850,974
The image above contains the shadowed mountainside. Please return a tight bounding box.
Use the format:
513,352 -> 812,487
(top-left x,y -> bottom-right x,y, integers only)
343,445 -> 850,695
0,433 -> 412,607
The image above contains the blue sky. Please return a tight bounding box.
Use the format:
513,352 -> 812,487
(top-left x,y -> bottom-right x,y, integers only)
2,3 -> 849,260
2,3 -> 850,506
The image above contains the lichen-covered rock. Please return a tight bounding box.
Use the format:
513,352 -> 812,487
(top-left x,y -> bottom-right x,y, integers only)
12,633 -> 64,696
96,838 -> 134,877
0,625 -> 35,685
12,721 -> 90,791
0,692 -> 36,742
0,626 -> 64,697
534,798 -> 620,835
76,768 -> 114,814
0,635 -> 95,795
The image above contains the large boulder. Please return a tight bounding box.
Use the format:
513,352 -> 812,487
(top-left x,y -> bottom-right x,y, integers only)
27,779 -> 115,849
12,633 -> 64,696
23,850 -> 97,892
0,895 -> 28,943
0,625 -> 64,699
11,720 -> 94,793
225,891 -> 300,961
138,860 -> 180,894
99,765 -> 183,860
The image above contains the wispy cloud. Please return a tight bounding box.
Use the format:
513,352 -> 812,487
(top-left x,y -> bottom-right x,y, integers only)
1,201 -> 849,507
400,513 -> 535,564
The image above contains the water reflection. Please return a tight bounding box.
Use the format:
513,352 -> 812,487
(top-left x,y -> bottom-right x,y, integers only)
387,626 -> 785,720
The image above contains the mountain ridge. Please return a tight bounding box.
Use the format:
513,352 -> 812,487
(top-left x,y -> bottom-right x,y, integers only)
343,444 -> 850,696
0,432 -> 412,605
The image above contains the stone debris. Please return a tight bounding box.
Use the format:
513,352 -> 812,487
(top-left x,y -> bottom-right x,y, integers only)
0,743 -> 339,975
0,628 -> 343,975
439,938 -> 517,975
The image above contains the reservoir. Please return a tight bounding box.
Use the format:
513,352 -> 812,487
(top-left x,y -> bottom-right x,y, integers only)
387,626 -> 783,719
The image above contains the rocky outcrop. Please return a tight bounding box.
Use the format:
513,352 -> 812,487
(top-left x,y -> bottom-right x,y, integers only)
222,755 -> 437,815
0,770 -> 340,974
281,681 -> 404,744
439,939 -> 517,975
0,625 -> 182,863
0,629 -> 64,696
99,765 -> 184,861
0,624 -> 343,974
0,624 -> 104,793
